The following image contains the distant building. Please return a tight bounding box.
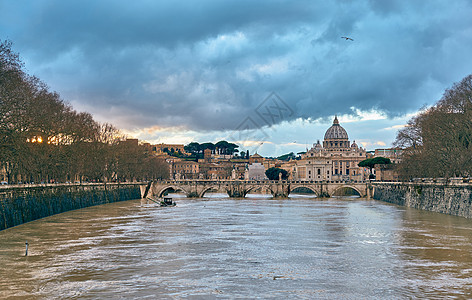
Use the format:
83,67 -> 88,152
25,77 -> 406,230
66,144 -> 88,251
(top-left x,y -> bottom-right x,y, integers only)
375,164 -> 399,182
231,162 -> 248,180
247,163 -> 267,180
374,148 -> 402,163
198,162 -> 232,180
172,160 -> 199,179
249,153 -> 264,164
155,143 -> 187,155
289,116 -> 368,181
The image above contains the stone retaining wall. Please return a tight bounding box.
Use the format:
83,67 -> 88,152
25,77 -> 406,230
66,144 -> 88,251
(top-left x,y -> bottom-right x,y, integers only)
373,182 -> 472,218
0,183 -> 143,230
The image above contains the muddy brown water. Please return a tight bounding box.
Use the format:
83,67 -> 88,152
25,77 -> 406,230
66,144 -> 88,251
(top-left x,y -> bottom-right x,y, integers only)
1,195 -> 471,299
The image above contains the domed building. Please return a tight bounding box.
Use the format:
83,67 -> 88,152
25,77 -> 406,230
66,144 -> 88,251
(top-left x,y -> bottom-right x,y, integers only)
323,116 -> 350,149
289,116 -> 368,182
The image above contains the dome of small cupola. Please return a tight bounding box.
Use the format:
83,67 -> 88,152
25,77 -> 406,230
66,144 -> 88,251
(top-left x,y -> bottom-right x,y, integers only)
324,116 -> 349,140
351,140 -> 358,148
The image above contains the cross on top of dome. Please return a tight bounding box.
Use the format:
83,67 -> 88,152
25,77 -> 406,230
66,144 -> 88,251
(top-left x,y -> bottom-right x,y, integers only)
333,115 -> 339,125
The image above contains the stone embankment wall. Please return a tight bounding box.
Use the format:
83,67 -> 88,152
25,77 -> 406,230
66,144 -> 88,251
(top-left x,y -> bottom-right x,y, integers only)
373,181 -> 472,218
0,183 -> 143,231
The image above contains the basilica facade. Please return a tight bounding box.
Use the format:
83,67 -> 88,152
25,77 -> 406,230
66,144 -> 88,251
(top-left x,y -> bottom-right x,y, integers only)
288,116 -> 368,182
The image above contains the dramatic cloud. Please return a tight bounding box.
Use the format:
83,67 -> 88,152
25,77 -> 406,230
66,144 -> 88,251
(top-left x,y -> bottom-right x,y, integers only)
1,0 -> 472,153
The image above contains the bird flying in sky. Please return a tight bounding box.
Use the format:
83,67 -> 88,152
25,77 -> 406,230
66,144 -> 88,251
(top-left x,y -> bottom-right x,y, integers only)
341,36 -> 354,41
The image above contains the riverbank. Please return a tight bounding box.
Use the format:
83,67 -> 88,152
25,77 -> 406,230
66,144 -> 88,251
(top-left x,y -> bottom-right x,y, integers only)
0,183 -> 144,230
373,181 -> 472,218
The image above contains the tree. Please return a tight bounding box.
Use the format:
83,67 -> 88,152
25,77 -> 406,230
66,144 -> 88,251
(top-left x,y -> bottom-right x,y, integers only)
184,142 -> 200,155
215,140 -> 239,155
0,40 -> 167,183
394,74 -> 472,179
200,142 -> 216,153
358,157 -> 391,169
265,167 -> 288,180
358,157 -> 391,178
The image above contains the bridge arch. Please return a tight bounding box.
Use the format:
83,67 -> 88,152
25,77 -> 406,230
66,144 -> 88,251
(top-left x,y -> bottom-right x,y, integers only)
199,186 -> 222,198
157,185 -> 189,198
332,185 -> 362,197
245,185 -> 275,197
290,185 -> 319,197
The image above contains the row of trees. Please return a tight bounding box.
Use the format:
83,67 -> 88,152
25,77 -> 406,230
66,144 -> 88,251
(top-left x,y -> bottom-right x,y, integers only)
0,40 -> 168,183
184,141 -> 240,158
394,74 -> 472,179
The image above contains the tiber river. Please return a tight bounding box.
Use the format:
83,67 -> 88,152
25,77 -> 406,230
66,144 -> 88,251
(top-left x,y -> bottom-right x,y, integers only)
1,194 -> 472,299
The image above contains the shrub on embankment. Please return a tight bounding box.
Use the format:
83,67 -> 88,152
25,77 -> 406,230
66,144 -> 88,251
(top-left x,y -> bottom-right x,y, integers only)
0,183 -> 141,230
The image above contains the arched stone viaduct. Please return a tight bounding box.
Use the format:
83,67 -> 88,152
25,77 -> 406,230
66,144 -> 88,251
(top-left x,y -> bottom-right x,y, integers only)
147,180 -> 373,199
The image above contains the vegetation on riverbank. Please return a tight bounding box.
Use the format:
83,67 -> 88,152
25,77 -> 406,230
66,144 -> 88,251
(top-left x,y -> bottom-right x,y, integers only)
394,74 -> 472,179
0,40 -> 168,183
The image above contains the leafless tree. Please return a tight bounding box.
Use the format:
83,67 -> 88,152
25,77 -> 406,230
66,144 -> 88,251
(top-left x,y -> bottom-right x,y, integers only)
395,75 -> 472,179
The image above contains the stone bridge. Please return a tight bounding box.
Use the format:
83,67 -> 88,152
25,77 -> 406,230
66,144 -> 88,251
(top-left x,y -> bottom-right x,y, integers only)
147,180 -> 372,199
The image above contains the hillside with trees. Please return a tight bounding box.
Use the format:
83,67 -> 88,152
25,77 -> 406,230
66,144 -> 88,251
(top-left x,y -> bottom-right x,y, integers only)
0,40 -> 168,183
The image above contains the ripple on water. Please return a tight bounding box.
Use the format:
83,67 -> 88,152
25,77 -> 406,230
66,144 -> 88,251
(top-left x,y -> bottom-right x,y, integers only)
1,197 -> 472,299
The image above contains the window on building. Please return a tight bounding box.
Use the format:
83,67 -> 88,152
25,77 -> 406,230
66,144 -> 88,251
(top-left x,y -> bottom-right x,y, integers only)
346,169 -> 349,175
335,169 -> 338,174
317,169 -> 321,175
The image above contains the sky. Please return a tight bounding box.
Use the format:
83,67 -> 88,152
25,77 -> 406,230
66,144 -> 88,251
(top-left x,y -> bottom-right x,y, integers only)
1,0 -> 472,156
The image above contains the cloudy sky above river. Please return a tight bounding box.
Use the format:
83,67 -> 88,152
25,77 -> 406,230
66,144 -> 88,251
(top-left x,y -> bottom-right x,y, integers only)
1,0 -> 472,156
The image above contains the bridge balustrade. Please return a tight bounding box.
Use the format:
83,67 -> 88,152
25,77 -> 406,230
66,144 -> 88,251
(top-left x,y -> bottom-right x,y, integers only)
156,179 -> 367,185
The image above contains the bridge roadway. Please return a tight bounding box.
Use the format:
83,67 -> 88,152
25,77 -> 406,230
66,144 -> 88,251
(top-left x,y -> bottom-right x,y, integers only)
147,179 -> 373,199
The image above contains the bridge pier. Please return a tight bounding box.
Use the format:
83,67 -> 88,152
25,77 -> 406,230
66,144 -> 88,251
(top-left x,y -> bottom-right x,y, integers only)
271,182 -> 290,198
226,183 -> 248,198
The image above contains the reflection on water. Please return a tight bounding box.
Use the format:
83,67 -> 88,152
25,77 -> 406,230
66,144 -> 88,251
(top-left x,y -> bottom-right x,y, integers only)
1,197 -> 471,299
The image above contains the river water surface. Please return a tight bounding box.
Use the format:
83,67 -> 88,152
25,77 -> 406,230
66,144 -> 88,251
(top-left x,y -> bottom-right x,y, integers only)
1,195 -> 472,299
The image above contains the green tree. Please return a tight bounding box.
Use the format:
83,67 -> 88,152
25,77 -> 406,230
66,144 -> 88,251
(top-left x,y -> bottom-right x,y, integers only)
358,157 -> 391,178
200,142 -> 215,153
358,157 -> 391,169
265,167 -> 288,180
184,142 -> 200,154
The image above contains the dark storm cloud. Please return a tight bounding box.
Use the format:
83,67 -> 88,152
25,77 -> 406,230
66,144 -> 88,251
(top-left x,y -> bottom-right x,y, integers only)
1,0 -> 472,131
